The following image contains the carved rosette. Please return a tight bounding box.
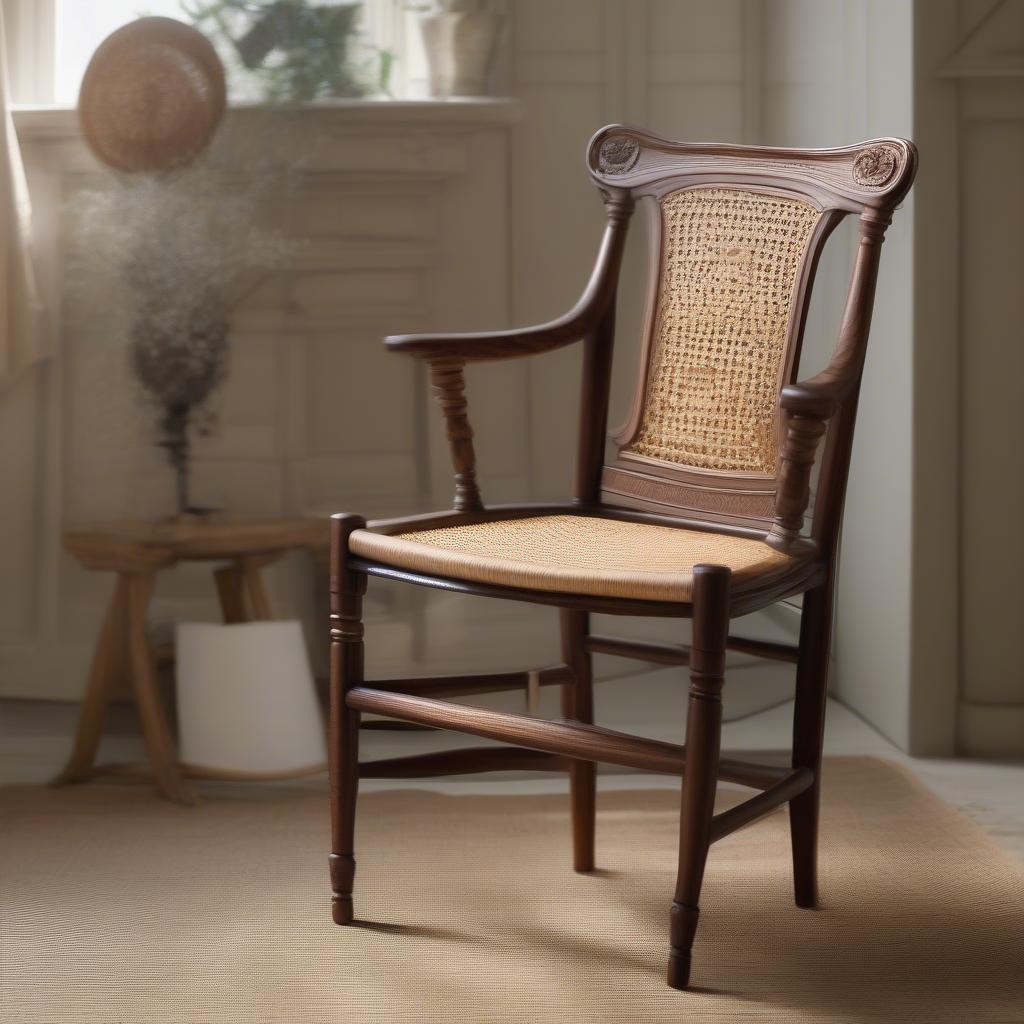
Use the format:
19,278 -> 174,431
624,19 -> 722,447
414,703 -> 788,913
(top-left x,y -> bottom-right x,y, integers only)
597,135 -> 640,175
852,145 -> 899,187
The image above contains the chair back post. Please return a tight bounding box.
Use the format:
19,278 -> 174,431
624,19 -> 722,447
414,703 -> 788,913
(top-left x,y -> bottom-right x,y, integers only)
573,188 -> 634,505
807,206 -> 892,558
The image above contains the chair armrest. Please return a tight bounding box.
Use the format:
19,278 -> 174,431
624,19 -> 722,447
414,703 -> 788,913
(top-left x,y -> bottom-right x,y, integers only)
386,310 -> 596,362
779,370 -> 853,421
394,191 -> 634,509
386,198 -> 631,363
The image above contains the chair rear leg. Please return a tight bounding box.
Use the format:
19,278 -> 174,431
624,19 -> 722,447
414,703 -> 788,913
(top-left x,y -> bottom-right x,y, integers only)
669,565 -> 730,990
329,514 -> 367,925
789,578 -> 835,909
560,608 -> 595,873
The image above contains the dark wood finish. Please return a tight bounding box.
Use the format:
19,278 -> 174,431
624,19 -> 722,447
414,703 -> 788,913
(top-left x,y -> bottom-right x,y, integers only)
767,208 -> 893,552
361,747 -> 569,778
788,580 -> 835,908
561,608 -> 596,871
326,128 -> 916,991
768,415 -> 828,551
328,513 -> 366,926
365,665 -> 571,699
430,359 -> 484,512
346,687 -> 691,774
346,685 -> 788,793
584,632 -> 799,665
669,564 -> 730,990
710,766 -> 814,843
384,191 -> 634,365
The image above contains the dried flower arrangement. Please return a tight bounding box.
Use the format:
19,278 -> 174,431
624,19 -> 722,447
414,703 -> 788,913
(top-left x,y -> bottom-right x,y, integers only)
67,156 -> 294,515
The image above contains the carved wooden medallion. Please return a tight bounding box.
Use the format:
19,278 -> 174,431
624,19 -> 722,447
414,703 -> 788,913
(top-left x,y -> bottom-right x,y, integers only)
852,145 -> 898,187
598,135 -> 640,175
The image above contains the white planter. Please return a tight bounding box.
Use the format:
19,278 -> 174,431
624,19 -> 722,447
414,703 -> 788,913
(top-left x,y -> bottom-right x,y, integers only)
176,621 -> 326,778
419,8 -> 503,98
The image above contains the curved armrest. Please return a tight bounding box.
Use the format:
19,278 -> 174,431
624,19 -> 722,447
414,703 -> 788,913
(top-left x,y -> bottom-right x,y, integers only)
386,199 -> 632,363
386,308 -> 597,362
779,370 -> 853,421
396,191 -> 634,510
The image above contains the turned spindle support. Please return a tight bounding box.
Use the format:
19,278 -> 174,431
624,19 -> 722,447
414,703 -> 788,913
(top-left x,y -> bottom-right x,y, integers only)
767,415 -> 828,549
430,359 -> 484,512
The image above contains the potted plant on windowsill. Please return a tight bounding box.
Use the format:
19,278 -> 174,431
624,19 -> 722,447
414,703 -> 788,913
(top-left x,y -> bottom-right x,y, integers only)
413,0 -> 504,98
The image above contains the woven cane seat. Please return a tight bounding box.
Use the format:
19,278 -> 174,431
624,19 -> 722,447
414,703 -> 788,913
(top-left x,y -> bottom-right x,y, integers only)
349,515 -> 794,603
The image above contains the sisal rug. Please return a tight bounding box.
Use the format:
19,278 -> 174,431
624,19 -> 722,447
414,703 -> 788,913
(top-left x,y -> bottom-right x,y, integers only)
1,758 -> 1022,1023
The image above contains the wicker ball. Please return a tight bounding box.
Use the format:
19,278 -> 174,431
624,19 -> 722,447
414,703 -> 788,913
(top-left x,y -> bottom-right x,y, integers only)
78,17 -> 226,174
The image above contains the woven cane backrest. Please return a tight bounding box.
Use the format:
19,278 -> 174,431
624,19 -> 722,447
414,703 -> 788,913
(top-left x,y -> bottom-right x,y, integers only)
626,187 -> 821,476
586,127 -> 916,531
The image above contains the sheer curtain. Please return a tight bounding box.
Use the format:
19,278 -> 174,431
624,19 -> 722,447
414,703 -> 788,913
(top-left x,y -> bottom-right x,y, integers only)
0,3 -> 44,388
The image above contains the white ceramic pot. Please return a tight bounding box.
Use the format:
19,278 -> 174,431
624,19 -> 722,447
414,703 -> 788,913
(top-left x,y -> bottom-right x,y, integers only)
419,8 -> 503,98
176,620 -> 326,778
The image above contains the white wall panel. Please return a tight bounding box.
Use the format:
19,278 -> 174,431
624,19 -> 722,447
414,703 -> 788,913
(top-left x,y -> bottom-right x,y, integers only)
3,104 -> 520,699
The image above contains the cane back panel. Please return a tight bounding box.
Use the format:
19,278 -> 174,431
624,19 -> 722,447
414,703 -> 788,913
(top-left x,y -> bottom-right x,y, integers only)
626,187 -> 821,476
588,128 -> 914,530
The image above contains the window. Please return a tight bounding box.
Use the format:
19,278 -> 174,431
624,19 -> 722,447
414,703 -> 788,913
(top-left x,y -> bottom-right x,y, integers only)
55,0 -> 185,104
6,0 -> 431,107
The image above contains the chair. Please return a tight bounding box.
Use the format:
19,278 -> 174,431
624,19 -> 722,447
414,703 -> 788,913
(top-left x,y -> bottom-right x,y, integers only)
327,126 -> 917,990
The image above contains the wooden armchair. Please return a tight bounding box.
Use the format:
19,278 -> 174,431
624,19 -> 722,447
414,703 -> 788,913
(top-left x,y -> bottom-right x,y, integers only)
327,126 -> 917,990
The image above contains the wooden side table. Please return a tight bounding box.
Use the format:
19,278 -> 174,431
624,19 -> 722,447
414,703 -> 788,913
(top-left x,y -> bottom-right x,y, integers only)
54,518 -> 329,805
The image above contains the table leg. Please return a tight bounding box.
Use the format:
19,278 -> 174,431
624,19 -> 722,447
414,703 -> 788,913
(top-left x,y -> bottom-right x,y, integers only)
214,558 -> 275,622
125,573 -> 197,805
52,576 -> 130,786
241,556 -> 274,620
214,564 -> 248,623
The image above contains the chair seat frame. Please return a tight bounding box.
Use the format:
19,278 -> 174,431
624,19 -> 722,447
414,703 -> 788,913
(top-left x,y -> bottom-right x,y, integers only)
327,126 -> 917,991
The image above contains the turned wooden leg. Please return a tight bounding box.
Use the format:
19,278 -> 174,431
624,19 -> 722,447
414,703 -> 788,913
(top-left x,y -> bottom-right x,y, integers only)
125,573 -> 197,806
53,576 -> 130,785
669,564 -> 730,991
560,608 -> 596,873
789,578 -> 835,909
329,514 -> 367,925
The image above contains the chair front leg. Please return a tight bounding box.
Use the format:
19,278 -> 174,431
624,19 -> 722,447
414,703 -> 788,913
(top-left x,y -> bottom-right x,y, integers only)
560,608 -> 596,872
669,564 -> 730,990
329,514 -> 367,926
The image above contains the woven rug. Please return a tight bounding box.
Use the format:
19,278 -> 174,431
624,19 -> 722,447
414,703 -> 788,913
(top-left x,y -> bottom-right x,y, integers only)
2,758 -> 1022,1023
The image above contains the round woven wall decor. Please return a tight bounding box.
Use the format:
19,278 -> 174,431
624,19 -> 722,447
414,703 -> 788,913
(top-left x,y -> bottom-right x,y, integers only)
79,17 -> 226,173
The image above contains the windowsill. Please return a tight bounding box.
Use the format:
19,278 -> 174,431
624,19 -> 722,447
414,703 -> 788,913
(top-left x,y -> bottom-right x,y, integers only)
12,97 -> 523,141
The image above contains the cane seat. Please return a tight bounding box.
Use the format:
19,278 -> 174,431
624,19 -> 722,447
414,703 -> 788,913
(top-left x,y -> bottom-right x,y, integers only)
349,514 -> 795,603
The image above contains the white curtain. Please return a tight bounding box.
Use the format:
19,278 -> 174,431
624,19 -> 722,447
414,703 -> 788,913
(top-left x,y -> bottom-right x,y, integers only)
0,3 -> 45,388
